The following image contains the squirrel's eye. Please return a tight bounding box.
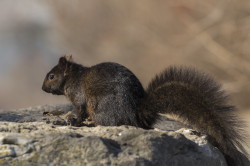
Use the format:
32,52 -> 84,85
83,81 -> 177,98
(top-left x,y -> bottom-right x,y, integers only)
49,74 -> 55,80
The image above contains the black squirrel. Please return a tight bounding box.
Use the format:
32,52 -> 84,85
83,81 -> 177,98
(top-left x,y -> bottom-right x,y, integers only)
42,55 -> 249,166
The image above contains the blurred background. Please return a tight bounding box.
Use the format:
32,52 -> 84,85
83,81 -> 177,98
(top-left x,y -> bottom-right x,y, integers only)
0,0 -> 249,147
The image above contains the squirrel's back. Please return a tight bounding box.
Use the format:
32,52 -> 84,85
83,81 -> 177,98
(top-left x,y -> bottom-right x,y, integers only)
142,66 -> 249,166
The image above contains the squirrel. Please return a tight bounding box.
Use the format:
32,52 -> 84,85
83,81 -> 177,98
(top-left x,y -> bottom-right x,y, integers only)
42,55 -> 249,166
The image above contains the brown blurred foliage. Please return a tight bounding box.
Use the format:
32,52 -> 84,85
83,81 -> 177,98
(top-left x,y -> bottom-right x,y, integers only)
47,0 -> 250,109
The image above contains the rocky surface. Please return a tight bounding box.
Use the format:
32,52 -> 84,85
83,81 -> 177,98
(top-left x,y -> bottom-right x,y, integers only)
0,105 -> 227,166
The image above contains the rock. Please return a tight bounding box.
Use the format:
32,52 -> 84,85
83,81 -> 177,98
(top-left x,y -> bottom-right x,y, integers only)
0,104 -> 72,123
0,105 -> 227,166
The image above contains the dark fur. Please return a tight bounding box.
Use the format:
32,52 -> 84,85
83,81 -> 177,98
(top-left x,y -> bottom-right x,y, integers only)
42,57 -> 249,165
145,66 -> 249,166
42,56 -> 145,127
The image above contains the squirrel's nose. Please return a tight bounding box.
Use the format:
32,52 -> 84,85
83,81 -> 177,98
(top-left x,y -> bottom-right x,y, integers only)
42,84 -> 49,93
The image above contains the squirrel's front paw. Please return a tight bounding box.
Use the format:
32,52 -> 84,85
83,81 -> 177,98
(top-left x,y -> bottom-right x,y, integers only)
65,114 -> 78,126
65,116 -> 74,125
58,111 -> 77,126
65,114 -> 84,127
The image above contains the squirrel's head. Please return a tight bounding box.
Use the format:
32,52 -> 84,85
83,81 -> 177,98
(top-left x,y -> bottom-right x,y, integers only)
42,55 -> 73,95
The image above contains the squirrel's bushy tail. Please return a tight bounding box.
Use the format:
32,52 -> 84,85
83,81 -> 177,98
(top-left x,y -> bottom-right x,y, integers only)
140,66 -> 249,166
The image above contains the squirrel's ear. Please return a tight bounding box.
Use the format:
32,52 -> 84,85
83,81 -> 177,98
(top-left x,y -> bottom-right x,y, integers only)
59,56 -> 68,66
59,55 -> 73,66
59,55 -> 73,64
58,55 -> 73,76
